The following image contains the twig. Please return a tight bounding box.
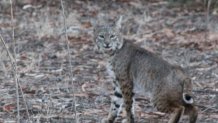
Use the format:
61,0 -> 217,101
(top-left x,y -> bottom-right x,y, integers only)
9,0 -> 31,122
9,1 -> 30,122
0,35 -> 15,64
193,89 -> 218,95
205,0 -> 212,42
0,33 -> 31,123
201,105 -> 216,113
9,0 -> 20,122
60,0 -> 78,122
9,0 -> 30,123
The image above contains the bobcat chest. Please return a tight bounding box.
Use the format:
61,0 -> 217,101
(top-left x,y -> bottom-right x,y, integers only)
106,57 -> 129,80
106,62 -> 116,79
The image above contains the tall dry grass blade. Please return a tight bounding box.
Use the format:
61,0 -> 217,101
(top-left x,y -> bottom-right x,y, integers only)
60,0 -> 78,122
9,0 -> 20,122
205,0 -> 212,42
0,34 -> 31,123
0,35 -> 15,64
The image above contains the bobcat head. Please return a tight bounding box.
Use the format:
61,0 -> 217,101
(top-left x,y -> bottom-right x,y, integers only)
93,17 -> 123,55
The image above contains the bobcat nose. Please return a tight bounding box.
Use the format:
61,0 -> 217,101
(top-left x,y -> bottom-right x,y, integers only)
104,43 -> 110,48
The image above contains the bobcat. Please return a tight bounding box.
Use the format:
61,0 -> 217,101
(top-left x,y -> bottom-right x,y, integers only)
93,17 -> 198,123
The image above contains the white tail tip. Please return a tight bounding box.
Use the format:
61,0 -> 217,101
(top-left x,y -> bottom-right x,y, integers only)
183,93 -> 194,104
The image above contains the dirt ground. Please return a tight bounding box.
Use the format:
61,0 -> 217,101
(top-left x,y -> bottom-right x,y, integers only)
0,0 -> 218,123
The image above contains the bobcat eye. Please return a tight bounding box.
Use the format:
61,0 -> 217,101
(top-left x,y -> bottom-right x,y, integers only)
98,35 -> 104,39
110,35 -> 116,39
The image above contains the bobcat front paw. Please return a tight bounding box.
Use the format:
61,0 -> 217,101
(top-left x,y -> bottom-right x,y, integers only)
121,119 -> 128,123
101,118 -> 110,123
122,119 -> 134,123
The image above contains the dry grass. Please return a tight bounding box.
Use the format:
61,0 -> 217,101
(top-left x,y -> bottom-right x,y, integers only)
60,0 -> 78,122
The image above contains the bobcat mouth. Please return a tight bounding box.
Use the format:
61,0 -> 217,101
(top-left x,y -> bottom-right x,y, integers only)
104,48 -> 113,52
103,47 -> 115,55
103,44 -> 113,51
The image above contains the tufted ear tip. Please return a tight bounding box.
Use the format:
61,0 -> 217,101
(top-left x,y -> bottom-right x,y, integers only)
183,93 -> 194,104
115,16 -> 123,30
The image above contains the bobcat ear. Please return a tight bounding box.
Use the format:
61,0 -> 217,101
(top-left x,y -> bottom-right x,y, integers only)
93,20 -> 98,32
115,16 -> 123,30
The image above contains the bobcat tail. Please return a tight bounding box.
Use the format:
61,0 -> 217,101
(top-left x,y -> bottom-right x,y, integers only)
183,93 -> 194,104
183,78 -> 194,105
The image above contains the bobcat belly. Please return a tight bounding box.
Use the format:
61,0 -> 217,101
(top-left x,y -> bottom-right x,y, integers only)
133,80 -> 152,98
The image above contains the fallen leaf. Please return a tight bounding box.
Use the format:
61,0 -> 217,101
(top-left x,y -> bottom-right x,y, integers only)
3,104 -> 15,112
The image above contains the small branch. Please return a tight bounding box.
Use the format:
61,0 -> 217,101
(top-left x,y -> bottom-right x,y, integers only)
9,0 -> 20,122
207,0 -> 212,25
0,35 -> 15,65
205,0 -> 212,42
201,105 -> 216,113
193,89 -> 218,95
0,32 -> 31,123
60,0 -> 78,122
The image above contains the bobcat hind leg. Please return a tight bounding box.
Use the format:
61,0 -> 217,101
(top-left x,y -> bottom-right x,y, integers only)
168,106 -> 185,123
